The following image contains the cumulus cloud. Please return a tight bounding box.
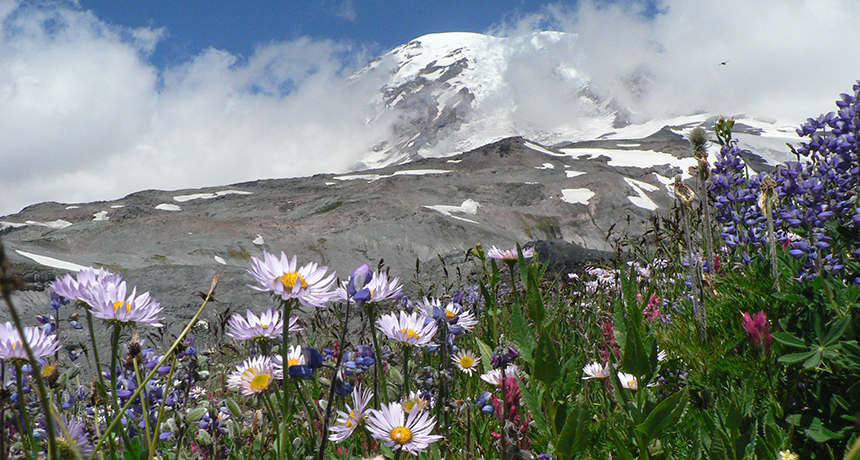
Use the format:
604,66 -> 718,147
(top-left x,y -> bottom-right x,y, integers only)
3,0 -> 860,216
0,2 -> 389,215
488,0 -> 860,124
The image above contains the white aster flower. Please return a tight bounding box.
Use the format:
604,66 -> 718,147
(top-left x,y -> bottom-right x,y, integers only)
452,349 -> 481,376
227,356 -> 281,395
400,391 -> 430,414
581,361 -> 610,380
247,252 -> 337,308
366,402 -> 442,455
486,245 -> 534,262
480,364 -> 519,386
338,270 -> 403,303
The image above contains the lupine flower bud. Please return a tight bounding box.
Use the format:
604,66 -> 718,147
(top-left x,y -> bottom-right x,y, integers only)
347,264 -> 373,297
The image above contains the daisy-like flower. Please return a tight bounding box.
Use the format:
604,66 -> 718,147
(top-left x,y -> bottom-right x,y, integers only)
480,364 -> 519,386
227,356 -> 282,395
88,280 -> 164,327
189,386 -> 207,400
247,252 -> 337,308
0,322 -> 60,363
50,267 -> 123,306
376,311 -> 437,347
778,450 -> 799,460
272,344 -> 305,373
338,270 -> 403,304
53,415 -> 94,460
581,361 -> 610,380
366,402 -> 443,455
225,309 -> 298,341
617,373 -> 658,390
486,245 -> 535,262
618,372 -> 639,390
400,391 -> 430,413
329,384 -> 373,443
421,298 -> 478,334
452,349 -> 481,376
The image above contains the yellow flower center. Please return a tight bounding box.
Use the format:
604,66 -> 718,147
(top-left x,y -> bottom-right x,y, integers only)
288,359 -> 300,367
400,328 -> 419,340
249,373 -> 271,392
41,365 -> 56,378
389,426 -> 413,445
345,409 -> 358,427
403,399 -> 419,412
260,323 -> 270,329
56,437 -> 80,459
277,272 -> 308,291
445,309 -> 457,319
113,300 -> 132,315
459,356 -> 474,368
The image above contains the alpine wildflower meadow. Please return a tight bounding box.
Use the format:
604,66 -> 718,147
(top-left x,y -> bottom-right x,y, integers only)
3,81 -> 860,460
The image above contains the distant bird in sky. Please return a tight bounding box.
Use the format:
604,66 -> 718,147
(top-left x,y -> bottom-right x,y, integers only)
719,60 -> 729,66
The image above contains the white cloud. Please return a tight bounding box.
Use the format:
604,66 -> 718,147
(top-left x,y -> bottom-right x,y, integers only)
0,2 -> 390,215
488,0 -> 860,124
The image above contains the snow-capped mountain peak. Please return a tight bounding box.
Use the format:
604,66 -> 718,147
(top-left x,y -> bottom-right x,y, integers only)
356,31 -> 624,169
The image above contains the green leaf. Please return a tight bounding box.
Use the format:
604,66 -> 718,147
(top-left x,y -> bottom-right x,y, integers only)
823,315 -> 851,346
556,396 -> 592,460
475,337 -> 495,373
771,292 -> 806,303
534,333 -> 560,386
510,304 -> 536,363
526,266 -> 547,325
622,320 -> 650,379
802,350 -> 823,369
778,350 -> 818,365
635,388 -> 690,442
735,419 -> 757,460
479,282 -> 497,315
520,382 -> 550,438
772,332 -> 806,348
804,417 -> 843,443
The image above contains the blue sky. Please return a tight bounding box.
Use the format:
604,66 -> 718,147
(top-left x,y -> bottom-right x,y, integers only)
77,1 -> 592,68
1,0 -> 860,217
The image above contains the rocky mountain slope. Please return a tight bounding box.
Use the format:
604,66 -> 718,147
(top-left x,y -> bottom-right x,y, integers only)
1,113 -> 796,342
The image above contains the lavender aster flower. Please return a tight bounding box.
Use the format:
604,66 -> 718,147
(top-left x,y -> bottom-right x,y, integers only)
0,322 -> 59,363
376,311 -> 437,347
89,280 -> 164,327
225,309 -> 299,341
247,252 -> 337,308
328,384 -> 373,443
50,267 -> 123,306
486,245 -> 534,262
53,415 -> 94,460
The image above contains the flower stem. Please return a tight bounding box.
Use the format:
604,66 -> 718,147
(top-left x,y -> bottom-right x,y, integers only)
402,345 -> 410,398
318,297 -> 354,460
